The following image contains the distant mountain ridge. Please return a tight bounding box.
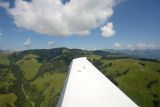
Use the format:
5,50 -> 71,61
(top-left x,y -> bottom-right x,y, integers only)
102,49 -> 160,60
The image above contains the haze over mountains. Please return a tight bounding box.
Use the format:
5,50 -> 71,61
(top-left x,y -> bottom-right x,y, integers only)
103,49 -> 160,60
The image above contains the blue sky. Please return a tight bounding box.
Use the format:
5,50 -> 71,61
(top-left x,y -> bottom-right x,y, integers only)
0,0 -> 160,51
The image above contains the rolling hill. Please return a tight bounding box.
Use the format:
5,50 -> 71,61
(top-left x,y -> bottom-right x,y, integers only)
0,48 -> 160,107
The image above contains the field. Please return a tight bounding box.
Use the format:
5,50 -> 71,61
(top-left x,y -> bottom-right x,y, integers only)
0,48 -> 160,107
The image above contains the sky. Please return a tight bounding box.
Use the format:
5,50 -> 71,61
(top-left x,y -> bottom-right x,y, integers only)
0,0 -> 160,51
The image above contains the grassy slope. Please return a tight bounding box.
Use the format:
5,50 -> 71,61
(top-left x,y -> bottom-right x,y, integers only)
16,54 -> 41,80
0,53 -> 17,107
0,93 -> 17,107
88,56 -> 160,107
31,72 -> 66,107
0,53 -> 10,65
15,54 -> 66,107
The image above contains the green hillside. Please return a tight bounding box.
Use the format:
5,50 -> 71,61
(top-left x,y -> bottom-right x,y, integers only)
0,48 -> 160,107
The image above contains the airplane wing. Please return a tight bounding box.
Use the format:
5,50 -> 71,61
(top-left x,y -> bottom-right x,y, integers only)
57,57 -> 139,107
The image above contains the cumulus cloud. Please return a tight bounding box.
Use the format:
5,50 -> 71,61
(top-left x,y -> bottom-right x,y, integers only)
24,38 -> 31,46
127,44 -> 134,50
137,42 -> 146,50
126,43 -> 158,50
0,0 -> 118,36
113,42 -> 122,49
0,2 -> 9,9
92,45 -> 96,50
48,41 -> 55,46
137,42 -> 157,50
146,44 -> 156,49
101,22 -> 116,37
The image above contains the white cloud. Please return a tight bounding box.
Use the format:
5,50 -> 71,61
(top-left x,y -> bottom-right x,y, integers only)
92,45 -> 96,50
127,44 -> 132,48
137,42 -> 158,50
0,2 -> 9,9
126,44 -> 134,50
101,22 -> 116,37
48,41 -> 55,46
137,42 -> 146,50
24,38 -> 31,46
146,44 -> 156,49
125,43 -> 158,50
113,42 -> 121,49
0,0 -> 118,36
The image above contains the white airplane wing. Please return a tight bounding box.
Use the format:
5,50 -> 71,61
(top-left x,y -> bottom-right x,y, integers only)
57,57 -> 138,107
